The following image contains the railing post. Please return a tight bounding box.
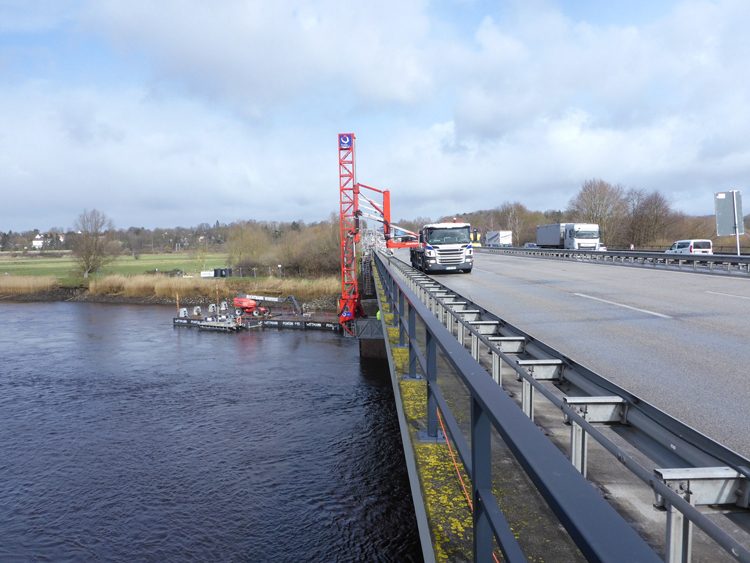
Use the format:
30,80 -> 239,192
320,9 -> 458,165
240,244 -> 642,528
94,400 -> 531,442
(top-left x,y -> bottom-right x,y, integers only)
408,302 -> 417,379
398,288 -> 406,346
472,396 -> 492,562
391,286 -> 399,328
426,330 -> 438,437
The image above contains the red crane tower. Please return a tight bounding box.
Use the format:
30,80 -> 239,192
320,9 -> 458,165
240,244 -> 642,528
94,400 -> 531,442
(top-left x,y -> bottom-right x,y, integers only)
337,134 -> 419,334
338,133 -> 365,334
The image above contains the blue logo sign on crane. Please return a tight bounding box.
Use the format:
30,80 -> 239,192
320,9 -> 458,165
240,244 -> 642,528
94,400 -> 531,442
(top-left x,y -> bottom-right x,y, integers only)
339,134 -> 352,150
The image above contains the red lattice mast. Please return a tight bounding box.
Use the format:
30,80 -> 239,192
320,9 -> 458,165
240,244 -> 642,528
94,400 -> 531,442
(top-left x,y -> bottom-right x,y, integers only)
338,134 -> 364,332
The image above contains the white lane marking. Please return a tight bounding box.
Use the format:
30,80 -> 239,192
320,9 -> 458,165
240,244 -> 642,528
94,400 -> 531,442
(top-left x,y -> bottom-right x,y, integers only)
573,293 -> 672,319
706,291 -> 750,300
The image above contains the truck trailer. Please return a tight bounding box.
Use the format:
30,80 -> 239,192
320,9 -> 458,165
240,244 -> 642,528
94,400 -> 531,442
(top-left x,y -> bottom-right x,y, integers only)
485,230 -> 513,247
536,223 -> 601,250
410,222 -> 474,273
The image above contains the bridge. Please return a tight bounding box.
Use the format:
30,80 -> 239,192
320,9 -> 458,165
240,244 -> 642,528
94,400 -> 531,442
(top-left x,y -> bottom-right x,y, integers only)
365,247 -> 750,563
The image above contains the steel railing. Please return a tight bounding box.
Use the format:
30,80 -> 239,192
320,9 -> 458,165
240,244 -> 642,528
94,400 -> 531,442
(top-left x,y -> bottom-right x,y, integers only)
477,247 -> 750,275
375,250 -> 750,563
374,252 -> 667,563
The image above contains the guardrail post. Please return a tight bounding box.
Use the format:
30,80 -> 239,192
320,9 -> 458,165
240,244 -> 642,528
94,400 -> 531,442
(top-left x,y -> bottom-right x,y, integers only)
563,397 -> 626,478
665,500 -> 692,563
653,466 -> 748,563
571,421 -> 588,477
472,396 -> 492,562
492,351 -> 502,386
426,330 -> 438,438
471,333 -> 479,360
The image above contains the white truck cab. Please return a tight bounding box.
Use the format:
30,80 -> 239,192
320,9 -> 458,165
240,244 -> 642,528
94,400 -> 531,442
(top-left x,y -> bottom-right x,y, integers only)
410,222 -> 473,273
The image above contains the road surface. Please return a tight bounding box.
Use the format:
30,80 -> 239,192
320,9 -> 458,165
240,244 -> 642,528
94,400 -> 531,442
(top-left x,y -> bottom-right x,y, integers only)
397,249 -> 750,459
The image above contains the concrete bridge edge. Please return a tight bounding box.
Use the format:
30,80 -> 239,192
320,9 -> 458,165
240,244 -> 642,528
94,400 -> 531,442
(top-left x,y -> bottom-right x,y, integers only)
374,272 -> 437,563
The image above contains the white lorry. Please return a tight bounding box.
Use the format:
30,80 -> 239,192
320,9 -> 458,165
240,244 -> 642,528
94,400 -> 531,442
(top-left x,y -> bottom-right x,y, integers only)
537,223 -> 602,250
410,222 -> 474,273
485,230 -> 513,247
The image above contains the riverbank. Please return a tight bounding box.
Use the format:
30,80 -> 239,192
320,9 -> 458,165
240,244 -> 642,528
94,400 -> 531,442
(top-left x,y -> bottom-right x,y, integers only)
0,273 -> 340,311
1,289 -> 339,311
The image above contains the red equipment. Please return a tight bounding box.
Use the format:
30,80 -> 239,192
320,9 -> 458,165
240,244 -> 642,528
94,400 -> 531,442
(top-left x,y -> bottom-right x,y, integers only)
338,134 -> 365,334
233,296 -> 269,317
337,133 -> 419,334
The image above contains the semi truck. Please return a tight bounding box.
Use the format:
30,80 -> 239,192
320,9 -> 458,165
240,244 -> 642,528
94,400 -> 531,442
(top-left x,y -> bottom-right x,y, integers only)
537,223 -> 602,250
485,230 -> 513,247
410,222 -> 474,273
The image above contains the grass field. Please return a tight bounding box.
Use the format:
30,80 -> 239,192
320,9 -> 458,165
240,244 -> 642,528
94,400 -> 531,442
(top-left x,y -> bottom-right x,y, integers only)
0,251 -> 230,284
0,251 -> 339,301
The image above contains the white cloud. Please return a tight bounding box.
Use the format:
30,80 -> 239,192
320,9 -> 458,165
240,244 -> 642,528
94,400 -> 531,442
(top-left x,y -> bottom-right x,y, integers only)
2,0 -> 750,232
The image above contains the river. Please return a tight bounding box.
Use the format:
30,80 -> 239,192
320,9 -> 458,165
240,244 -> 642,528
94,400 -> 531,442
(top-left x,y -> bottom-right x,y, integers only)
0,302 -> 421,562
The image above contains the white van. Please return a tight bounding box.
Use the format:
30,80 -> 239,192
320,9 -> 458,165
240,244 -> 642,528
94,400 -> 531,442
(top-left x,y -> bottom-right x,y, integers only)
665,240 -> 713,255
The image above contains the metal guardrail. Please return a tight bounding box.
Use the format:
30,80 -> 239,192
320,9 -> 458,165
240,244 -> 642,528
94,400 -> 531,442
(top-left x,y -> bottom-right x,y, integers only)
477,247 -> 750,275
374,253 -> 666,563
375,251 -> 750,563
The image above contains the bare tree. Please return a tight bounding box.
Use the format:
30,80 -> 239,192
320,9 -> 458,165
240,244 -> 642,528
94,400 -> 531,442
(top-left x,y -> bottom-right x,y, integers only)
71,209 -> 118,277
496,202 -> 528,246
568,179 -> 626,246
624,189 -> 673,247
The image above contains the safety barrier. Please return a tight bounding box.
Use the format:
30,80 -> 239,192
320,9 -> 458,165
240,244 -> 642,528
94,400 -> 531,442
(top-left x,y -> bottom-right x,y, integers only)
478,247 -> 750,275
375,251 -> 750,563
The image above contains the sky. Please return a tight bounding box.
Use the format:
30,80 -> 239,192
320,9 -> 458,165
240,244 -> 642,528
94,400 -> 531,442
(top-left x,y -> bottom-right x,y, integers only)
2,0 -> 749,232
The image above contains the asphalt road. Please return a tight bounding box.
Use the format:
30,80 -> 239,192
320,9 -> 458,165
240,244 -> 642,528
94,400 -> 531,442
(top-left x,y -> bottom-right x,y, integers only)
396,249 -> 750,459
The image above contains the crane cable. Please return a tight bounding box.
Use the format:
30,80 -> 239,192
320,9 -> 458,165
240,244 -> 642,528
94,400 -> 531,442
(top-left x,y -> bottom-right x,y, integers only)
437,409 -> 501,563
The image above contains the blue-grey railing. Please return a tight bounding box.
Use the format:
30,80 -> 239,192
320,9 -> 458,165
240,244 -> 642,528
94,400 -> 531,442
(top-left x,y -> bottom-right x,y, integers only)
374,252 -> 663,563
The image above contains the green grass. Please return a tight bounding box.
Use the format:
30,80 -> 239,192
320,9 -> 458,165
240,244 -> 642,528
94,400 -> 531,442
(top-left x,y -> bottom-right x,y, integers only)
0,251 -> 230,285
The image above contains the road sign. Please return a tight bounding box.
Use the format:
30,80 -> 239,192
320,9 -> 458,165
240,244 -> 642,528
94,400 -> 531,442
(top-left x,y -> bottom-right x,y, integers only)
715,191 -> 744,236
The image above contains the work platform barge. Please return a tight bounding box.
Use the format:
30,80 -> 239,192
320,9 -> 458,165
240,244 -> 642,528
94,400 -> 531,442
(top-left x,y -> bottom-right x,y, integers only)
172,302 -> 341,333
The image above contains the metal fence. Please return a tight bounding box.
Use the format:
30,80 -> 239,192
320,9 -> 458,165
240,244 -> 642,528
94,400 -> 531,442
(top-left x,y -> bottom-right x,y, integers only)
478,247 -> 750,276
374,251 -> 750,563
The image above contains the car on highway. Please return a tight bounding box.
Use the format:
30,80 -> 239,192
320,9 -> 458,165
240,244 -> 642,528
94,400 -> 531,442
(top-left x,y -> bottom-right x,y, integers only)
665,239 -> 713,255
523,242 -> 539,248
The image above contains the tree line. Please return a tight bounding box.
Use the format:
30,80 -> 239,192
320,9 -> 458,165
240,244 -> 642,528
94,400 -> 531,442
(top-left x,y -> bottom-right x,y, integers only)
1,209 -> 343,278
4,180 -> 748,278
421,179 -> 750,249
